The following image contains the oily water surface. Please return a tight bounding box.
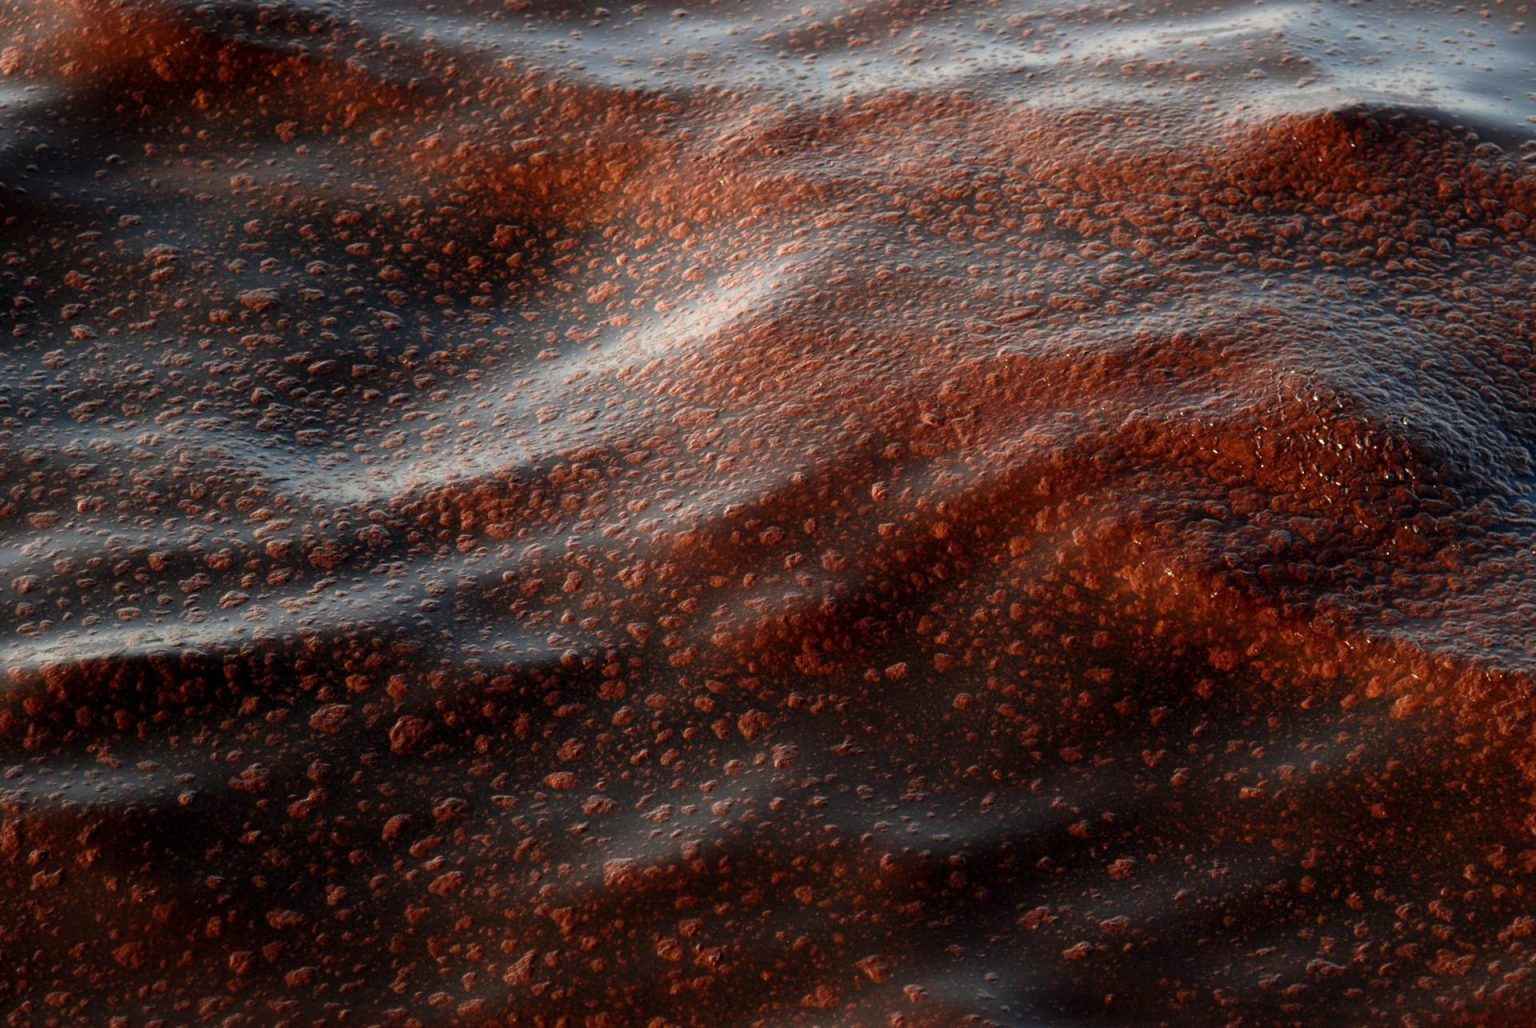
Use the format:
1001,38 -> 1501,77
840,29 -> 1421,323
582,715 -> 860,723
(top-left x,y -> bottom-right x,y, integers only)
6,0 -> 1536,1024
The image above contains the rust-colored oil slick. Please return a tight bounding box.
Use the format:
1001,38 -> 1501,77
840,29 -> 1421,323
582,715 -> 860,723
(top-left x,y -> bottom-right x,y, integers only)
4,0 -> 1536,1024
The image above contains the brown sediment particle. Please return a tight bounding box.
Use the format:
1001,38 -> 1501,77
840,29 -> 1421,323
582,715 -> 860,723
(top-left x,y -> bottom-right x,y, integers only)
388,715 -> 431,755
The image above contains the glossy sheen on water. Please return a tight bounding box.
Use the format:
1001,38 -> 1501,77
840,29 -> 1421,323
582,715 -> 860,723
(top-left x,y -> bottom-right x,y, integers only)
4,0 -> 1536,1024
